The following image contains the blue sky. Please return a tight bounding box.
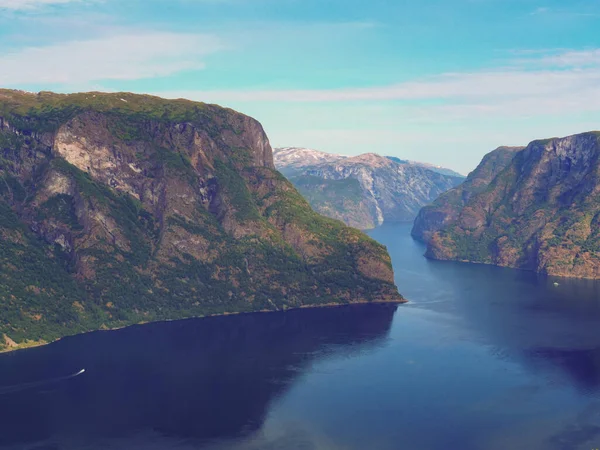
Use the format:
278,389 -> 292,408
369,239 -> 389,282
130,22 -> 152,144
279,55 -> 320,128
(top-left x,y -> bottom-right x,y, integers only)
1,0 -> 600,173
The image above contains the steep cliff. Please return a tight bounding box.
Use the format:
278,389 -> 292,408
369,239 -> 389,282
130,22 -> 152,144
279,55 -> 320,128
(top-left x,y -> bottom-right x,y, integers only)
274,149 -> 463,230
412,146 -> 523,242
0,90 -> 403,350
414,132 -> 600,279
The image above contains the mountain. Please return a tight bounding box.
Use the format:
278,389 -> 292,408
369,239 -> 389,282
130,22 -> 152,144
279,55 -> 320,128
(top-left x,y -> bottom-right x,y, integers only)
0,90 -> 403,351
273,147 -> 346,177
386,156 -> 465,178
273,147 -> 465,179
412,146 -> 524,242
413,132 -> 600,279
274,148 -> 464,230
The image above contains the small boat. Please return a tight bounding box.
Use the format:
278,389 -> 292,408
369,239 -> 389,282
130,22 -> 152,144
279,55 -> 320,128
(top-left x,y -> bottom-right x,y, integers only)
553,282 -> 559,287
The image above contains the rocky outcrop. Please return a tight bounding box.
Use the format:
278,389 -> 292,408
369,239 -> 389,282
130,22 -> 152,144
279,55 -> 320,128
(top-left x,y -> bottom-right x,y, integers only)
414,132 -> 600,279
274,148 -> 463,230
0,90 -> 403,350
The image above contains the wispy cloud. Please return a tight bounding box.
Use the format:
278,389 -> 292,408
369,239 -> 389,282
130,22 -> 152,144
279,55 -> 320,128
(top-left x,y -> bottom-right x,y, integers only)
529,5 -> 600,18
530,6 -> 550,15
160,66 -> 600,104
154,47 -> 600,126
0,0 -> 83,10
532,49 -> 600,67
0,32 -> 226,85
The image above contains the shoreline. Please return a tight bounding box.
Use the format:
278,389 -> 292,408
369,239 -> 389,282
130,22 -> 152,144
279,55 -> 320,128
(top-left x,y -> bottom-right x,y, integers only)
0,298 -> 408,355
425,255 -> 600,281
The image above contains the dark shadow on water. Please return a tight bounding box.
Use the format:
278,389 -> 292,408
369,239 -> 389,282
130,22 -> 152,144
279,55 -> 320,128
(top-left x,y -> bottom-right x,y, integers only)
0,304 -> 397,448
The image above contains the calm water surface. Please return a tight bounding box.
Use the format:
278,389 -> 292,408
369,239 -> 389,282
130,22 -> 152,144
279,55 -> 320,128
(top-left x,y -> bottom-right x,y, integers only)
2,223 -> 600,450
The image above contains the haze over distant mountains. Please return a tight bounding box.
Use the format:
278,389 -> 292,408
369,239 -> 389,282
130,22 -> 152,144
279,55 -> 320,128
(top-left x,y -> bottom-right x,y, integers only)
274,147 -> 464,230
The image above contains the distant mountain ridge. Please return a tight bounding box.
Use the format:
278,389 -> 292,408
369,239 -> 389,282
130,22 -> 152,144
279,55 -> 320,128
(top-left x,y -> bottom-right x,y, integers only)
385,156 -> 465,178
412,132 -> 600,279
272,147 -> 346,176
274,147 -> 463,230
274,147 -> 465,179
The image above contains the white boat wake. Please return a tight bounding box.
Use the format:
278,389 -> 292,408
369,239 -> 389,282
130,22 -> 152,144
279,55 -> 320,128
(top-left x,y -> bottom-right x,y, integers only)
0,369 -> 86,396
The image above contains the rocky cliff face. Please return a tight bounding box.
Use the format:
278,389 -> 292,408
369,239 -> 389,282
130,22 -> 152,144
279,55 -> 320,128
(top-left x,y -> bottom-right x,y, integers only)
274,148 -> 463,230
413,132 -> 600,279
412,146 -> 524,242
0,90 -> 403,350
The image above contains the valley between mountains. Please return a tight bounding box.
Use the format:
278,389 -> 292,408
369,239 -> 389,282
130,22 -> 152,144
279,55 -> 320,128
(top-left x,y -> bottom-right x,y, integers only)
2,88 -> 600,353
274,147 -> 464,230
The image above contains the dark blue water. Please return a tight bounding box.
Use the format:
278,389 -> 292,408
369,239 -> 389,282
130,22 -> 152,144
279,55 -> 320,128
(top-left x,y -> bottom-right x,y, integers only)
2,223 -> 600,450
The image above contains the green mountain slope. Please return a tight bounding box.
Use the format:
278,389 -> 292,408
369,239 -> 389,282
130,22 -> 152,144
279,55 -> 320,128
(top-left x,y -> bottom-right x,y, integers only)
413,133 -> 600,279
0,90 -> 403,351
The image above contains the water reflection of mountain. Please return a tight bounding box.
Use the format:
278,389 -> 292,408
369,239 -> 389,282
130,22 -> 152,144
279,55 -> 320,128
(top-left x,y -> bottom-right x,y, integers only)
0,304 -> 397,448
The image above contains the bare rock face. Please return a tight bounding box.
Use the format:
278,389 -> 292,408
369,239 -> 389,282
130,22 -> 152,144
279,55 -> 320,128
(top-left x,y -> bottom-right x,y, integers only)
274,148 -> 464,230
0,90 -> 403,350
413,133 -> 600,279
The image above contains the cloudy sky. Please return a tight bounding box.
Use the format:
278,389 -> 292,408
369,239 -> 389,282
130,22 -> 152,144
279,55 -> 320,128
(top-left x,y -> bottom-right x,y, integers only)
1,0 -> 600,173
